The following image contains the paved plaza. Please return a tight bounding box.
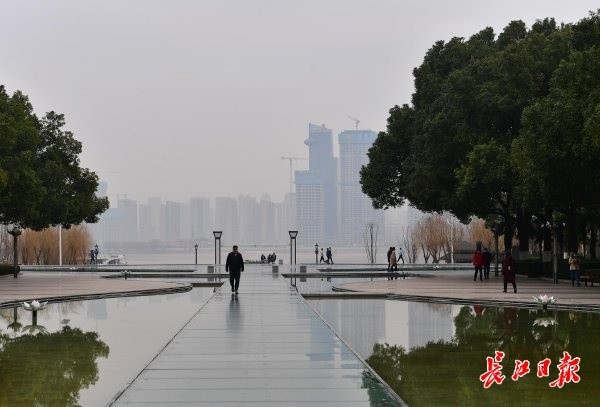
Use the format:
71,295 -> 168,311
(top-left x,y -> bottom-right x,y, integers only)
111,267 -> 402,406
2,267 -> 599,406
0,272 -> 188,307
340,270 -> 600,310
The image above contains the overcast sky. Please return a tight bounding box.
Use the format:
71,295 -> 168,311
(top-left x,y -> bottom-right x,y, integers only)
1,1 -> 597,204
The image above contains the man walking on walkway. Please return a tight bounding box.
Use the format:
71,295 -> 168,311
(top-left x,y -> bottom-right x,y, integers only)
226,245 -> 245,294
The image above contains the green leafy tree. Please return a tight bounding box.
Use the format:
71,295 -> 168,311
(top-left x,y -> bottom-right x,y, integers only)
0,326 -> 109,406
0,86 -> 108,271
361,13 -> 599,252
514,46 -> 600,251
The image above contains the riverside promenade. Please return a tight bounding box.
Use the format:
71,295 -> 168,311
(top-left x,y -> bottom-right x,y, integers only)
111,266 -> 403,406
338,270 -> 600,311
0,272 -> 190,307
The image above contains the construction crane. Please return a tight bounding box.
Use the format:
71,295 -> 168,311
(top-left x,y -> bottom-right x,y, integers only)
347,115 -> 360,130
281,156 -> 307,195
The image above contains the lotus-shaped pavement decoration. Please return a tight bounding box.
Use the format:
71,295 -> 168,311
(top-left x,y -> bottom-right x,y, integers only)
533,316 -> 559,328
532,294 -> 557,310
21,324 -> 49,335
22,300 -> 48,311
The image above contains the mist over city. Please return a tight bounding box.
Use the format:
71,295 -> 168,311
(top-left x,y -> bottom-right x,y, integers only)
2,1 -> 594,206
3,2 -> 600,406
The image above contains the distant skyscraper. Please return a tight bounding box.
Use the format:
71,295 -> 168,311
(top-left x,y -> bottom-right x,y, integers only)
117,197 -> 138,242
190,197 -> 212,240
138,197 -> 163,241
237,194 -> 258,244
338,129 -> 384,246
164,201 -> 181,242
215,197 -> 238,244
296,123 -> 338,245
295,171 -> 325,246
258,195 -> 276,244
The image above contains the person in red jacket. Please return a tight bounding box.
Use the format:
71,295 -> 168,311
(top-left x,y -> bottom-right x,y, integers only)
472,249 -> 484,281
502,250 -> 517,293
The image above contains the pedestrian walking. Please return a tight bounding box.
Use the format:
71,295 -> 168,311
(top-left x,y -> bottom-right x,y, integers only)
389,247 -> 398,280
387,247 -> 393,272
326,247 -> 334,264
568,252 -> 581,287
320,248 -> 326,263
502,250 -> 517,293
483,248 -> 492,279
472,249 -> 484,281
397,247 -> 405,264
225,245 -> 245,294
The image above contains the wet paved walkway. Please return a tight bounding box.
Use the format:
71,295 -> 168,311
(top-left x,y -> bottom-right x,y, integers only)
340,271 -> 600,310
0,272 -> 189,306
111,266 -> 403,406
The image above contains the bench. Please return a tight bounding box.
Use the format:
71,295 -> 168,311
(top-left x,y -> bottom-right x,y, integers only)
580,275 -> 598,287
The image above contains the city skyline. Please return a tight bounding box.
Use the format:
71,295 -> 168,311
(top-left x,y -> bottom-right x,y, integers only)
2,1 -> 595,204
92,122 -> 410,246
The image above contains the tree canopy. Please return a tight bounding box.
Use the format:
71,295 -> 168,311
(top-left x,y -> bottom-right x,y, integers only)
361,12 -> 600,252
0,86 -> 108,231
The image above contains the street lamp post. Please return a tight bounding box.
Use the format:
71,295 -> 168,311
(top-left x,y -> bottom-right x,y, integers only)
552,222 -> 559,284
8,224 -> 22,278
213,231 -> 222,265
194,244 -> 198,265
492,224 -> 500,277
314,243 -> 319,264
289,231 -> 298,266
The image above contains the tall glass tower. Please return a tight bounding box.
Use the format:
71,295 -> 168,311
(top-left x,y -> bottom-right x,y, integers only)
295,123 -> 338,245
338,129 -> 384,246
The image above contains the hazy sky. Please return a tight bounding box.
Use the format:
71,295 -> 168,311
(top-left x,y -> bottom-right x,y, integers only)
2,1 -> 597,204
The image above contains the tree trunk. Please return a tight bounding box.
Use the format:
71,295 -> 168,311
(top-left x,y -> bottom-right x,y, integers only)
566,207 -> 578,253
516,208 -> 530,252
590,226 -> 597,259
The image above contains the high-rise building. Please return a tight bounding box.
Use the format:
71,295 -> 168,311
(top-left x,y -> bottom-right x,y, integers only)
117,197 -> 138,242
296,123 -> 338,245
258,194 -> 276,244
215,197 -> 238,244
137,197 -> 163,241
338,129 -> 384,246
295,171 -> 325,246
190,197 -> 212,240
164,201 -> 181,242
237,195 -> 258,244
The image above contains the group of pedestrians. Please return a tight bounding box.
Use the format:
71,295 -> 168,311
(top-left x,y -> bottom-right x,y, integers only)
386,247 -> 404,279
260,252 -> 277,264
472,248 -> 492,281
319,247 -> 334,264
473,248 -> 516,292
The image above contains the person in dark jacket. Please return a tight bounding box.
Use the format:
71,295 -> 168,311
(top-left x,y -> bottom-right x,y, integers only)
225,245 -> 244,294
482,248 -> 492,279
502,250 -> 517,293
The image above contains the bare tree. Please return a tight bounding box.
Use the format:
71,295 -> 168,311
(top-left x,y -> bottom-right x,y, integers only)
467,218 -> 493,250
8,225 -> 92,265
440,216 -> 465,263
363,223 -> 378,264
399,225 -> 417,263
63,226 -> 92,264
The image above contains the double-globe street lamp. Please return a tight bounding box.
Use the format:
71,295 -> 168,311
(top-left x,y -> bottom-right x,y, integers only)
213,231 -> 222,265
314,243 -> 319,264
